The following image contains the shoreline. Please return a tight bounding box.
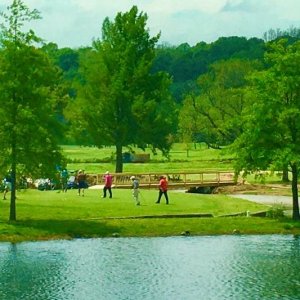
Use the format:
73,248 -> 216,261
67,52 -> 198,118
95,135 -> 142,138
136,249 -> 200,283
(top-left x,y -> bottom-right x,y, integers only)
0,185 -> 299,243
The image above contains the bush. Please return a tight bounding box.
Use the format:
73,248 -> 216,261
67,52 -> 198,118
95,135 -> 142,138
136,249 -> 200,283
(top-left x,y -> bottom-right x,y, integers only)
266,205 -> 285,219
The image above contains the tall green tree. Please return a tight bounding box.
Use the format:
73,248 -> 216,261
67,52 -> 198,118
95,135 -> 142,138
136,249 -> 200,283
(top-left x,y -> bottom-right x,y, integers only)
0,0 -> 65,221
233,39 -> 300,220
71,6 -> 176,172
179,59 -> 259,147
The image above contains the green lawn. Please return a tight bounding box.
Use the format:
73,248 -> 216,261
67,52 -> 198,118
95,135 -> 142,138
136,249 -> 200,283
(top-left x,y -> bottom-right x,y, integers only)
1,144 -> 298,242
63,144 -> 234,174
62,144 -> 290,185
1,188 -> 299,242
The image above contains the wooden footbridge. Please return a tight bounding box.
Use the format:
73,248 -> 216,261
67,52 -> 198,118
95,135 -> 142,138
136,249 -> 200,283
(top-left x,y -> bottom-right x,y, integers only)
87,171 -> 237,190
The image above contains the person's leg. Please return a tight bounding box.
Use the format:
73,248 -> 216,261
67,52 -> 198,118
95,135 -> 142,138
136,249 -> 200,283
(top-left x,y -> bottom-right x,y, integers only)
156,190 -> 162,203
3,188 -> 7,200
108,187 -> 112,198
133,189 -> 140,205
164,191 -> 169,204
103,186 -> 107,198
64,180 -> 68,192
136,189 -> 140,205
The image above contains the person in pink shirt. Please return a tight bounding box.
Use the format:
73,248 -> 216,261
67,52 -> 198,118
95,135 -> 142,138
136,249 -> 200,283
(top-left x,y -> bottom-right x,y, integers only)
155,175 -> 169,204
102,171 -> 113,198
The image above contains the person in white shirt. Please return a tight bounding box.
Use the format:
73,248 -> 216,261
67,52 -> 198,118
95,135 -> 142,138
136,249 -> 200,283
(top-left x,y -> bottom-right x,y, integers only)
130,176 -> 140,205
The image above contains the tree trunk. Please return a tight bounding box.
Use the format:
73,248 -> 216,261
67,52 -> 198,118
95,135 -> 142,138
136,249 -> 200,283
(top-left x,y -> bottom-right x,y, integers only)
282,166 -> 289,182
115,143 -> 123,173
291,163 -> 300,220
9,141 -> 17,221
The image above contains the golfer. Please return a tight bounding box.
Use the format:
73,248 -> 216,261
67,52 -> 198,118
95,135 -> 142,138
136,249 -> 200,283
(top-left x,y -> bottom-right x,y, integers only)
102,171 -> 113,198
156,175 -> 169,204
130,176 -> 140,205
3,174 -> 12,200
76,170 -> 86,197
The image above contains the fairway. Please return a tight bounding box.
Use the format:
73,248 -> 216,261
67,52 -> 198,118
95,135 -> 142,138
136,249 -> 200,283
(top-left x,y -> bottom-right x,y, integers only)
0,188 -> 268,220
1,188 -> 300,242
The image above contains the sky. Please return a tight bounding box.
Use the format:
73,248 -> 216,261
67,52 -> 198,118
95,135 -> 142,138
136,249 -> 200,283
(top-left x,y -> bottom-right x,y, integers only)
1,0 -> 300,48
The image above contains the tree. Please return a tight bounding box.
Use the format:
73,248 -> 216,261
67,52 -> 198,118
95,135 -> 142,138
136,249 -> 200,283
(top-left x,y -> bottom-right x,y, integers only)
263,26 -> 300,42
178,93 -> 200,156
70,6 -> 176,172
233,39 -> 300,220
0,0 -> 66,221
179,59 -> 259,148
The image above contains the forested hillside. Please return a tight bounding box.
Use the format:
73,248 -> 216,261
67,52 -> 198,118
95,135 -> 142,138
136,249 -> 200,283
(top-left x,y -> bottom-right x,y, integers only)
152,36 -> 265,102
39,32 -> 300,147
42,31 -> 300,106
43,36 -> 266,103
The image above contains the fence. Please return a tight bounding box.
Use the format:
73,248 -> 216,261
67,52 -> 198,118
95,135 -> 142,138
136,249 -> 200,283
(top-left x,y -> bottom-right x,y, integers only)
87,171 -> 237,189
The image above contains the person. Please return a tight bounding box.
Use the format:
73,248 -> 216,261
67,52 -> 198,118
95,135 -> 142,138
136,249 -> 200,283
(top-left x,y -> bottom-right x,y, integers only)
130,176 -> 140,205
76,170 -> 86,196
60,168 -> 69,193
102,171 -> 113,198
156,175 -> 169,204
3,173 -> 12,200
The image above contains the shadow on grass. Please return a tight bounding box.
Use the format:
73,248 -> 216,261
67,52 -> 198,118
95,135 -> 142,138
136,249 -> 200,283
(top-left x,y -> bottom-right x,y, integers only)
8,219 -> 122,239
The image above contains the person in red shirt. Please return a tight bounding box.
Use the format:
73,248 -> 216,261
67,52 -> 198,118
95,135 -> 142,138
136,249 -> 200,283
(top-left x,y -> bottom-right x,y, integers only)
156,175 -> 169,204
102,171 -> 113,198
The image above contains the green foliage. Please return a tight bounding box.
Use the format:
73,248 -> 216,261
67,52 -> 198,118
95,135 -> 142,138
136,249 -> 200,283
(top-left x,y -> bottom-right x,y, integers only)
263,26 -> 300,42
234,39 -> 300,172
266,205 -> 285,219
69,6 -> 177,172
0,0 -> 66,220
153,37 -> 265,101
233,39 -> 300,220
0,0 -> 41,47
179,59 -> 260,147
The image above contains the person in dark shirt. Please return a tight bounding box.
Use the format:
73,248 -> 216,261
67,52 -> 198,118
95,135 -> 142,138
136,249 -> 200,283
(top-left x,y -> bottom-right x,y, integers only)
76,170 -> 86,197
3,172 -> 12,200
60,169 -> 69,193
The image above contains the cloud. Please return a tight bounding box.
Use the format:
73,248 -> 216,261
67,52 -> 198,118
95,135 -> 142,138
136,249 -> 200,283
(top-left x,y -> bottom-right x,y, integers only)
222,0 -> 263,13
222,0 -> 300,20
0,0 -> 300,48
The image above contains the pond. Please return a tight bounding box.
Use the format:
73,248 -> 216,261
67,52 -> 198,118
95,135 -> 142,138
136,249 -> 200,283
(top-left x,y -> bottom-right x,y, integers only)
0,235 -> 300,300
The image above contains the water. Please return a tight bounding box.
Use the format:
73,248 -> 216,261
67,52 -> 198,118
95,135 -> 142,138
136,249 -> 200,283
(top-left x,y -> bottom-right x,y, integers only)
0,235 -> 300,300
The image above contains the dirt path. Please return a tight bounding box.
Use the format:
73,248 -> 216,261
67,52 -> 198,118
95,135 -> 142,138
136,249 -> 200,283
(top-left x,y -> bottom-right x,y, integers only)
230,194 -> 293,207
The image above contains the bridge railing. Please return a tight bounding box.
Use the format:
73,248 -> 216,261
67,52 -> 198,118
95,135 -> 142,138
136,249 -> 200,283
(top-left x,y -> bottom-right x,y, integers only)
87,171 -> 236,189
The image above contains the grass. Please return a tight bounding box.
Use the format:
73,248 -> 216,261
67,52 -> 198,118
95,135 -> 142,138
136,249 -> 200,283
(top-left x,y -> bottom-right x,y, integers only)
1,143 -> 299,242
63,144 -> 234,174
62,144 -> 291,185
1,188 -> 299,242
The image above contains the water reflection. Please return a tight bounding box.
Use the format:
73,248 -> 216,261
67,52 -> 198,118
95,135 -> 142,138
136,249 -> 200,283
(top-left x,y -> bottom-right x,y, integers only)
0,235 -> 300,300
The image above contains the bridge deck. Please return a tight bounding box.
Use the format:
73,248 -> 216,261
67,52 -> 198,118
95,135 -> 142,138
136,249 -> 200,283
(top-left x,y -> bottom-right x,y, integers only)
87,171 -> 237,189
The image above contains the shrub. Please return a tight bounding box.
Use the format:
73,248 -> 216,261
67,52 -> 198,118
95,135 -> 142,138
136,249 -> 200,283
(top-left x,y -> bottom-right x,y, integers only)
266,205 -> 285,219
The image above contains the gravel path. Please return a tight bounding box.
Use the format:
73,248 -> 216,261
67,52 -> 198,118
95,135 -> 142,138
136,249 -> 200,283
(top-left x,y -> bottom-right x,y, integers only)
230,194 -> 294,207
